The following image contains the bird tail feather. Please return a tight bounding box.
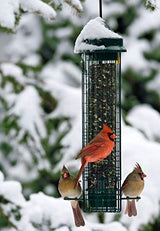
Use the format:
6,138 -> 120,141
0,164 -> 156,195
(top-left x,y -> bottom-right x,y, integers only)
71,201 -> 85,227
131,199 -> 137,216
125,200 -> 137,217
74,159 -> 87,188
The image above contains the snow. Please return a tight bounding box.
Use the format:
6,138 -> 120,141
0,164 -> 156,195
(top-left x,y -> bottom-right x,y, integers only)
121,2 -> 160,73
0,0 -> 56,30
120,121 -> 160,230
65,0 -> 83,12
20,0 -> 56,21
0,171 -> 4,182
40,61 -> 82,171
0,62 -> 25,85
1,228 -> 16,231
0,0 -> 160,230
74,17 -> 122,53
0,174 -> 127,231
0,14 -> 42,63
22,54 -> 41,67
87,221 -> 127,231
1,66 -> 160,229
0,61 -> 48,181
54,27 -> 73,38
10,86 -> 46,149
0,0 -> 84,30
146,0 -> 157,8
41,61 -> 81,88
0,174 -> 25,206
126,104 -> 160,141
4,161 -> 158,231
56,227 -> 70,231
0,63 -> 26,107
122,38 -> 149,72
0,0 -> 19,29
129,6 -> 160,38
2,88 -> 159,231
5,14 -> 42,62
28,193 -> 74,228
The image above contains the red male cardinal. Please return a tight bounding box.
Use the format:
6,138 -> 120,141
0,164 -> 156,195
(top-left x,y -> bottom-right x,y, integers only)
74,124 -> 116,187
122,163 -> 147,217
58,166 -> 85,227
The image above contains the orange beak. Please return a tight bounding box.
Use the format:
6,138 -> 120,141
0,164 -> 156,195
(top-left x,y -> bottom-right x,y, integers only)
142,173 -> 147,178
111,133 -> 116,139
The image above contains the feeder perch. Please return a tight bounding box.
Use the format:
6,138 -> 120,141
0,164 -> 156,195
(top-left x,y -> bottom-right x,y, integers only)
74,17 -> 126,213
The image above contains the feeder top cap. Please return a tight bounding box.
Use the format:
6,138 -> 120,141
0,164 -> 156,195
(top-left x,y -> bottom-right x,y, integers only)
74,17 -> 126,53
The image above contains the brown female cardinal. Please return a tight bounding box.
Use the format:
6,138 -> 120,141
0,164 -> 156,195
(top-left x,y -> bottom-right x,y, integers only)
122,163 -> 147,217
74,124 -> 116,187
58,166 -> 85,227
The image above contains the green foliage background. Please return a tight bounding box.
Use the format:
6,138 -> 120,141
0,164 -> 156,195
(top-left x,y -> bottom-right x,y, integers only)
0,0 -> 160,230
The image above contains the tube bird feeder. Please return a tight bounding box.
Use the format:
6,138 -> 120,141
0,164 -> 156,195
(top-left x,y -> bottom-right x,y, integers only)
74,17 -> 126,213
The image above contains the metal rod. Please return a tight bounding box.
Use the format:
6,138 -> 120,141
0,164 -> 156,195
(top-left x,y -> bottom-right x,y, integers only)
64,197 -> 83,201
99,0 -> 102,18
64,196 -> 141,201
121,197 -> 141,200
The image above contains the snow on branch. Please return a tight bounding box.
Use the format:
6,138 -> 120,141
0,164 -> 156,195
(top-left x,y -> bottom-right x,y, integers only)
0,171 -> 128,231
64,0 -> 83,13
145,0 -> 157,10
0,0 -> 83,32
0,0 -> 56,31
0,0 -> 82,32
0,0 -> 19,30
20,0 -> 56,21
0,171 -> 73,231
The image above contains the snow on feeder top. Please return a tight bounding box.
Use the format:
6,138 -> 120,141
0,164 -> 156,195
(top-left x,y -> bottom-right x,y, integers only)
74,17 -> 126,213
74,17 -> 126,55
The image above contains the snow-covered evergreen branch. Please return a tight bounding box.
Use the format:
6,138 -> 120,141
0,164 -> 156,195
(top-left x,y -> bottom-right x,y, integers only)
0,0 -> 83,32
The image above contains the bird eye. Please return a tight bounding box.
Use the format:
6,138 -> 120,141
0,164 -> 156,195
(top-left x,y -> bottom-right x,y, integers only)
138,172 -> 146,179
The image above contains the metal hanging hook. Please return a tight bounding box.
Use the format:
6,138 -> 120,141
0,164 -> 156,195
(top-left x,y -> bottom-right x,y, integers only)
99,0 -> 102,18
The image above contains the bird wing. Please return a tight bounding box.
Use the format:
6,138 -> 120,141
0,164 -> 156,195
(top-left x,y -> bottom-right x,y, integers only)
76,136 -> 107,159
121,172 -> 133,190
121,181 -> 128,190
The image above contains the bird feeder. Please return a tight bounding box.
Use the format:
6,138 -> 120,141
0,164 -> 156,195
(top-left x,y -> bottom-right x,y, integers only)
74,17 -> 126,213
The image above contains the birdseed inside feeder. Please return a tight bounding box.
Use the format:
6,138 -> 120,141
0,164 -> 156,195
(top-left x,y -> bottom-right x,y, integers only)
74,17 -> 126,213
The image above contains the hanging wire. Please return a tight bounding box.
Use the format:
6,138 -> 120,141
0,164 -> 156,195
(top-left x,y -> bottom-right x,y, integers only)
99,0 -> 102,18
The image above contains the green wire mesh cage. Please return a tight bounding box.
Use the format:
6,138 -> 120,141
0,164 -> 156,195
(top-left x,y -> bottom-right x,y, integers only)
75,18 -> 126,213
81,52 -> 122,212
